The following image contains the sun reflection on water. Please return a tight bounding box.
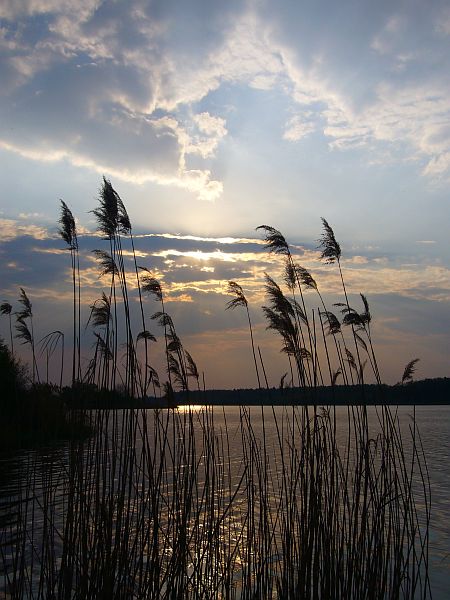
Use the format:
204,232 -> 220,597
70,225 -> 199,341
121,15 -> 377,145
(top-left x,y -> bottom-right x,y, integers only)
176,404 -> 206,413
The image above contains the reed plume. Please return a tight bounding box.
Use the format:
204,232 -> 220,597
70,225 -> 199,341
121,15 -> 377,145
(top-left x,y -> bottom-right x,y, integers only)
318,217 -> 341,263
91,177 -> 119,240
92,249 -> 119,277
318,219 -> 367,388
226,281 -> 261,389
143,272 -> 173,392
258,225 -> 315,383
58,200 -> 80,384
1,301 -> 14,354
87,293 -> 112,387
256,225 -> 290,256
402,358 -> 420,385
15,289 -> 39,383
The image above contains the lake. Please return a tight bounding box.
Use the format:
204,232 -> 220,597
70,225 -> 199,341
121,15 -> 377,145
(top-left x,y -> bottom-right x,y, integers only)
1,404 -> 449,599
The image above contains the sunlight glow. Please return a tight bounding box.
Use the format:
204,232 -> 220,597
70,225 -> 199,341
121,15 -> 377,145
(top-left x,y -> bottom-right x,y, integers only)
176,404 -> 206,413
141,233 -> 263,245
151,248 -> 276,263
152,249 -> 238,262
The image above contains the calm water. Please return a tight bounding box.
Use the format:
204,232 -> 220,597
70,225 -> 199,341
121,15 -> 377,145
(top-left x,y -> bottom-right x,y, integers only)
0,405 -> 449,599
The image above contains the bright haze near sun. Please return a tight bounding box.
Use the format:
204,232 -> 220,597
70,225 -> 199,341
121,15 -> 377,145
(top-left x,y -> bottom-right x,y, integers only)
0,0 -> 449,388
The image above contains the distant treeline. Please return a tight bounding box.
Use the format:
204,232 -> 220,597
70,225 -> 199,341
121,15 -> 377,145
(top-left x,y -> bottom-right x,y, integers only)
167,378 -> 450,407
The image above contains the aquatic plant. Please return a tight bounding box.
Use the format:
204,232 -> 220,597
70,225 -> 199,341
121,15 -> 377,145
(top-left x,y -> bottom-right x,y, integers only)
226,280 -> 261,389
0,181 -> 431,600
401,358 -> 420,385
15,288 -> 39,384
59,200 -> 81,385
0,301 -> 14,354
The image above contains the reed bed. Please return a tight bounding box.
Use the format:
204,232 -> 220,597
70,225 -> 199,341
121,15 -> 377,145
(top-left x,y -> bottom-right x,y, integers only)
0,179 -> 431,599
0,405 -> 431,599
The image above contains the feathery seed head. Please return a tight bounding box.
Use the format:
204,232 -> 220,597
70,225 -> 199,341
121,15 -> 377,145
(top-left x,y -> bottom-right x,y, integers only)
321,311 -> 341,335
284,260 -> 296,291
226,281 -> 248,310
257,225 -> 290,256
401,358 -> 419,385
296,265 -> 317,291
15,316 -> 32,345
264,274 -> 294,318
18,288 -> 32,319
185,350 -> 199,380
141,273 -> 163,302
117,197 -> 132,234
0,302 -> 12,315
92,249 -> 118,277
318,218 -> 341,263
91,177 -> 120,239
88,292 -> 111,328
151,311 -> 173,329
360,293 -> 371,324
137,330 -> 157,343
58,200 -> 78,250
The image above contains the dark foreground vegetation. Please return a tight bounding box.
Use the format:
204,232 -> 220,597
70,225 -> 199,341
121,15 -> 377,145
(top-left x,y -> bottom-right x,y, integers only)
0,179 -> 433,598
0,340 -> 90,450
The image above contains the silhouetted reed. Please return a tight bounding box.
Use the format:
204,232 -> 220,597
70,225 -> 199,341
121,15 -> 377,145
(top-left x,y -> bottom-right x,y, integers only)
0,301 -> 14,355
0,181 -> 431,599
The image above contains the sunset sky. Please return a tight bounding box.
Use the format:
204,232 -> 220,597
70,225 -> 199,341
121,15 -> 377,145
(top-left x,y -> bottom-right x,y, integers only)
1,0 -> 449,389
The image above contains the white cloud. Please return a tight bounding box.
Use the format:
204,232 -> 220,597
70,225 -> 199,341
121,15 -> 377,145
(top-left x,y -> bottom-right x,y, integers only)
1,0 -> 450,203
422,151 -> 450,178
0,0 -> 85,20
0,2 -> 227,201
193,112 -> 227,138
0,218 -> 49,242
18,212 -> 44,219
283,116 -> 315,141
140,233 -> 263,245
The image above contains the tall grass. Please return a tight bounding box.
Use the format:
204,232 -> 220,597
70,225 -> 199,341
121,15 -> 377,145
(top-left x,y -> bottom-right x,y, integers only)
0,180 -> 431,599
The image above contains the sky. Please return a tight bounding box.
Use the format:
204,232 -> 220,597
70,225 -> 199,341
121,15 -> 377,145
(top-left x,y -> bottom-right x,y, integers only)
0,0 -> 449,390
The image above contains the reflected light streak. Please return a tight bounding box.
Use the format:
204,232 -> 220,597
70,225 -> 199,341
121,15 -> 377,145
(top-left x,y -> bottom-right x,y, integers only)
176,404 -> 206,413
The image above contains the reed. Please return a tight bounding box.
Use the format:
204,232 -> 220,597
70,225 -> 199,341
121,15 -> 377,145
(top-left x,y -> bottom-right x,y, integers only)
0,301 -> 14,355
0,181 -> 431,599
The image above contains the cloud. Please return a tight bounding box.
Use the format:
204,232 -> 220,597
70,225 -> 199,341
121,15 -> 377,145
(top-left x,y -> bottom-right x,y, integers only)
435,8 -> 450,35
18,212 -> 45,219
319,263 -> 450,302
371,15 -> 406,55
0,0 -> 99,21
193,112 -> 227,138
151,10 -> 287,111
3,219 -> 449,312
0,2 -> 228,201
283,115 -> 315,141
139,232 -> 264,245
422,151 -> 450,177
1,222 -> 449,386
2,0 -> 450,217
0,218 -> 49,242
